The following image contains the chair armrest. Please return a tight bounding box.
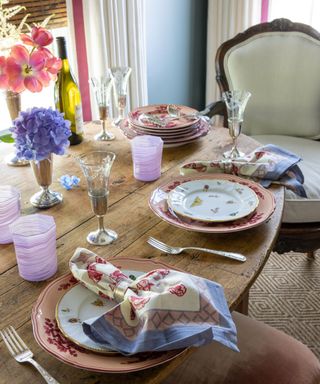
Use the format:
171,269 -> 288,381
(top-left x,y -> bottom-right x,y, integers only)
199,100 -> 226,118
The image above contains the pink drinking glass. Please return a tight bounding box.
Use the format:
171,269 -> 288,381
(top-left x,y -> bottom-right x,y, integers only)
0,185 -> 20,244
131,135 -> 163,182
10,214 -> 57,281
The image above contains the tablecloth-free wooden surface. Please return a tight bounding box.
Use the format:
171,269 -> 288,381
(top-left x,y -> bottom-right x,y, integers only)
0,123 -> 284,384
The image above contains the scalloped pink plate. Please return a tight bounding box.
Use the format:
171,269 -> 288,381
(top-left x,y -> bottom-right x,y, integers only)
32,258 -> 186,373
129,104 -> 199,129
120,119 -> 210,147
149,174 -> 275,233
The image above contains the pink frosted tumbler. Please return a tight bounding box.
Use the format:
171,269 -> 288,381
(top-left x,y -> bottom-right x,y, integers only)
0,185 -> 20,244
10,214 -> 57,281
131,135 -> 163,181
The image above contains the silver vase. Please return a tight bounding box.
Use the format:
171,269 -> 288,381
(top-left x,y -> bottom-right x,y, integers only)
5,90 -> 29,167
30,154 -> 63,208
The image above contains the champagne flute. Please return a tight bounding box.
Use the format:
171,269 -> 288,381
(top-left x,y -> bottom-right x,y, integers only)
222,90 -> 251,159
109,67 -> 132,126
78,151 -> 117,245
90,76 -> 114,141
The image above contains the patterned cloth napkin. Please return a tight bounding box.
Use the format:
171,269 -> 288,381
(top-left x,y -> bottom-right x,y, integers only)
180,144 -> 306,197
69,248 -> 238,355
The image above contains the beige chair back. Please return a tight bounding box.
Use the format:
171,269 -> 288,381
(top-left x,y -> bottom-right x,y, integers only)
216,19 -> 320,138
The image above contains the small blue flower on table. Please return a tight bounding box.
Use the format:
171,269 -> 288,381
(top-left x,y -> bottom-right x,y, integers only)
60,175 -> 80,190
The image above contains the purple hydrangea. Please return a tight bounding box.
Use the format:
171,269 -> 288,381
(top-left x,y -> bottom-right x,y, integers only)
11,107 -> 71,161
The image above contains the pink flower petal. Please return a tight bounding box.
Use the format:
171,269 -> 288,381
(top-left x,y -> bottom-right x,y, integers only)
29,50 -> 46,71
0,74 -> 9,89
39,47 -> 53,59
9,76 -> 25,93
10,45 -> 29,65
31,27 -> 53,47
20,33 -> 35,46
46,57 -> 62,74
37,70 -> 51,87
0,56 -> 6,69
24,76 -> 43,92
6,57 -> 22,78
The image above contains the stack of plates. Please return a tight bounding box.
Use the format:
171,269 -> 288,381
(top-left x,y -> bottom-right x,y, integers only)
120,104 -> 210,148
149,174 -> 276,233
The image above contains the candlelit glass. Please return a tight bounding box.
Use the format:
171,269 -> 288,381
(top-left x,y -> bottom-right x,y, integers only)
90,76 -> 114,141
222,90 -> 251,159
79,151 -> 117,245
109,67 -> 132,126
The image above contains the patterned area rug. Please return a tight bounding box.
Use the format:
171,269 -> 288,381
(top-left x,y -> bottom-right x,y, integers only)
249,251 -> 320,359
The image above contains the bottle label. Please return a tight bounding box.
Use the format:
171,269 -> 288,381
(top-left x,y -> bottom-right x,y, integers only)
75,104 -> 84,134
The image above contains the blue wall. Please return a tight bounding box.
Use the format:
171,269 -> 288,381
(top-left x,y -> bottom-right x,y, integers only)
145,0 -> 208,110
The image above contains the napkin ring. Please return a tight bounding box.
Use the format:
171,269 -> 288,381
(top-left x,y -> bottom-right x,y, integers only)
114,281 -> 130,302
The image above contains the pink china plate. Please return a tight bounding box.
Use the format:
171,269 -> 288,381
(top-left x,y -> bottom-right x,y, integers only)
129,104 -> 199,129
120,119 -> 210,147
32,258 -> 186,373
149,174 -> 275,233
129,122 -> 198,136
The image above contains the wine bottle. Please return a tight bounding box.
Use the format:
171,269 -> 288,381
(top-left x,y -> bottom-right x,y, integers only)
55,36 -> 84,145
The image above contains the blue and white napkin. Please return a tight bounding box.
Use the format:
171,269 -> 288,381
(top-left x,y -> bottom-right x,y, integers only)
180,144 -> 306,197
69,248 -> 238,355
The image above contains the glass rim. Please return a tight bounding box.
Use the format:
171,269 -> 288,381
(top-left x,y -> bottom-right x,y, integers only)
78,150 -> 116,166
222,90 -> 252,97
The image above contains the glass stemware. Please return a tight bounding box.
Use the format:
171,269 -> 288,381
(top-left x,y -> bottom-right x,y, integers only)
90,76 -> 114,141
222,90 -> 251,159
109,67 -> 132,126
78,151 -> 117,246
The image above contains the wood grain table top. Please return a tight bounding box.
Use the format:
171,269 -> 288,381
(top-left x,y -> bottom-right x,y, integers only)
0,122 -> 284,384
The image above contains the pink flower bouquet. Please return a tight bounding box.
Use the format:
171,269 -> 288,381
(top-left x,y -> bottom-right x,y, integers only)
0,26 -> 61,93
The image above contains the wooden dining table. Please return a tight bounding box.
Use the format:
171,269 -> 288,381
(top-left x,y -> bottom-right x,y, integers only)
0,122 -> 284,384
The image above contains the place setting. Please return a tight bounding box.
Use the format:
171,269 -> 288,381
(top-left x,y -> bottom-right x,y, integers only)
149,173 -> 276,234
31,247 -> 239,374
119,104 -> 211,148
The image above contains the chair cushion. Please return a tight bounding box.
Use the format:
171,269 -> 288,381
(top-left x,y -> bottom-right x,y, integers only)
224,32 -> 320,139
163,311 -> 320,384
252,135 -> 320,223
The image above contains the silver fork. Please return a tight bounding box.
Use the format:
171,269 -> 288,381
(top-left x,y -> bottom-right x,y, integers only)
147,237 -> 246,262
0,326 -> 60,384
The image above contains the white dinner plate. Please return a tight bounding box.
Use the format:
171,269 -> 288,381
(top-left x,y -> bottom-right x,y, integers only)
167,179 -> 259,223
56,269 -> 144,353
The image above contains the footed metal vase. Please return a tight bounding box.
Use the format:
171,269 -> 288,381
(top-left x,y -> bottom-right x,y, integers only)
30,154 -> 63,208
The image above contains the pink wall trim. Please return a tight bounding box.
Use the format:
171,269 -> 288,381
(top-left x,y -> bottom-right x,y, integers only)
72,0 -> 92,121
261,0 -> 269,23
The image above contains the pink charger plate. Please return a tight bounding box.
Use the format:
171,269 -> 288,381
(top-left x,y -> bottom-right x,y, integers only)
129,104 -> 199,129
32,257 -> 187,373
149,174 -> 275,233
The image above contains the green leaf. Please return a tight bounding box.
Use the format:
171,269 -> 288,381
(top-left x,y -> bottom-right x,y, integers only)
0,134 -> 14,143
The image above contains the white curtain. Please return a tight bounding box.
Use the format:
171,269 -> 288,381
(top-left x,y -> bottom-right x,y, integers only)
206,0 -> 262,104
269,0 -> 320,32
67,0 -> 148,119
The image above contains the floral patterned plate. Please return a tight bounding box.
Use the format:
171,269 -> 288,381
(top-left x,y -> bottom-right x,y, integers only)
149,174 -> 275,233
56,269 -> 144,353
120,119 -> 210,147
129,104 -> 199,129
32,258 -> 186,373
167,179 -> 259,223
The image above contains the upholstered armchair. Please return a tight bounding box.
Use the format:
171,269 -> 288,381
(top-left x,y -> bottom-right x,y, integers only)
206,18 -> 320,256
